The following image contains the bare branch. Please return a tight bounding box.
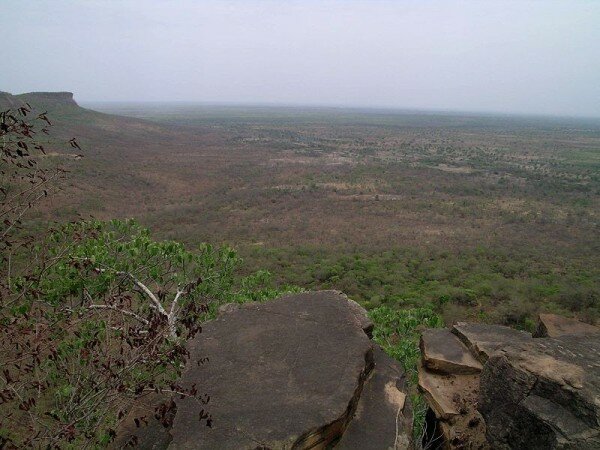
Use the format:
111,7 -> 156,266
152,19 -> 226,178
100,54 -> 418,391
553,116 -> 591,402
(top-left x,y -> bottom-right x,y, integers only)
166,289 -> 185,338
91,265 -> 168,318
88,304 -> 149,325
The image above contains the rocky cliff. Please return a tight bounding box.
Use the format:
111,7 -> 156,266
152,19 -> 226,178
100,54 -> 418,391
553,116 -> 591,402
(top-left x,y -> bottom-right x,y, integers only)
111,292 -> 599,449
419,314 -> 600,449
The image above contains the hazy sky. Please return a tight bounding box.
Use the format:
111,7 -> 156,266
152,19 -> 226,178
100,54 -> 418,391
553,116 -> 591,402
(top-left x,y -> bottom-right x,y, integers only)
2,0 -> 600,116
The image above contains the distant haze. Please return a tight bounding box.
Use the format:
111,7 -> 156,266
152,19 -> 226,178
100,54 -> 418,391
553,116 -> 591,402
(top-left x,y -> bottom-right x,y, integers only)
2,0 -> 600,117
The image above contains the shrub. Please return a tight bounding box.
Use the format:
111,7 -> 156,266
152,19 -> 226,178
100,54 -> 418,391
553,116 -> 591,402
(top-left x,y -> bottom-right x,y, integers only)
369,305 -> 443,444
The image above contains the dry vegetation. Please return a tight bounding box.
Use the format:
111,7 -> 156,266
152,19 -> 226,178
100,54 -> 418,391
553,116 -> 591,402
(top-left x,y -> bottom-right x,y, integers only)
2,96 -> 598,445
31,102 -> 600,328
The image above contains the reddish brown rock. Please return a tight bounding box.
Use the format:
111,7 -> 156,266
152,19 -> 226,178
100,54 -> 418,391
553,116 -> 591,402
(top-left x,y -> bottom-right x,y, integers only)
418,361 -> 462,420
451,322 -> 531,363
418,359 -> 488,449
533,313 -> 600,338
420,328 -> 483,375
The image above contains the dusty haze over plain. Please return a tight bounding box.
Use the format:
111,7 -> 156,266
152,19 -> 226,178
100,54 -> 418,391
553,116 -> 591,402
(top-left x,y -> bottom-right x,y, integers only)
2,0 -> 600,117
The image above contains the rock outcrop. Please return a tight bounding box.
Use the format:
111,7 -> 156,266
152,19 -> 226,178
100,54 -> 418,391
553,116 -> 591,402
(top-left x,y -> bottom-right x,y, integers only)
420,328 -> 482,375
419,319 -> 600,450
337,346 -> 412,450
451,322 -> 531,363
479,333 -> 600,449
533,313 -> 600,338
418,328 -> 488,449
115,291 -> 412,449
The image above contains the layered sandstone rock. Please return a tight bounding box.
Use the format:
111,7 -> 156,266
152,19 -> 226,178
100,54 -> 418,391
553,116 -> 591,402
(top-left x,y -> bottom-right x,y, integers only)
419,320 -> 600,450
420,328 -> 482,375
533,313 -> 599,338
479,334 -> 600,449
451,322 -> 531,363
418,327 -> 489,449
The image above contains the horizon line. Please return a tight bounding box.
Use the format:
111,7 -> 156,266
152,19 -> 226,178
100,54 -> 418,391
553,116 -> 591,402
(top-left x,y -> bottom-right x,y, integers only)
79,99 -> 600,122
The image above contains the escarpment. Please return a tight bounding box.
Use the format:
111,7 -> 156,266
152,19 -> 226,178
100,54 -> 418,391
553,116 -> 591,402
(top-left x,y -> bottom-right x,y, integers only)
0,91 -> 78,110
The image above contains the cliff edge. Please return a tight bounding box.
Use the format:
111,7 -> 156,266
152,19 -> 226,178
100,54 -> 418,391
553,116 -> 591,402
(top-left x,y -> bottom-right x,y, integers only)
112,291 -> 413,449
419,315 -> 600,449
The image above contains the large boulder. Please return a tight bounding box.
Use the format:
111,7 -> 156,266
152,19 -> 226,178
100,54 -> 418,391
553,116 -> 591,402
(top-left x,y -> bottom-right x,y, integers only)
479,333 -> 600,449
533,313 -> 599,338
166,291 -> 410,449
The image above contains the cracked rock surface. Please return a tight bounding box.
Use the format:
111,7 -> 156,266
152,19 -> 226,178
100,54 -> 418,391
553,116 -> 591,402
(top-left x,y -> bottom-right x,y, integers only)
451,322 -> 531,364
158,291 -> 411,449
533,313 -> 600,338
479,333 -> 600,449
419,320 -> 600,450
418,327 -> 489,450
420,328 -> 482,375
337,346 -> 412,450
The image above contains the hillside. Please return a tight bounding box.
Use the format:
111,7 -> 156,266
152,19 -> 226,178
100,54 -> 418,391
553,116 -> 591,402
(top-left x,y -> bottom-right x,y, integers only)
1,91 -> 225,224
1,90 -> 78,108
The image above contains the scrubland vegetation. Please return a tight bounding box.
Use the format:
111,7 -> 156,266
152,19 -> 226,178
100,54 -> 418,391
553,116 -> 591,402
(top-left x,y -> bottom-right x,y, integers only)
83,104 -> 598,330
2,98 -> 598,446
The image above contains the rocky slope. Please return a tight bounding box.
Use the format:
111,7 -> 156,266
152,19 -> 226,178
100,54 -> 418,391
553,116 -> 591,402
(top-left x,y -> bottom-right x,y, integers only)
0,90 -> 170,143
111,291 -> 599,449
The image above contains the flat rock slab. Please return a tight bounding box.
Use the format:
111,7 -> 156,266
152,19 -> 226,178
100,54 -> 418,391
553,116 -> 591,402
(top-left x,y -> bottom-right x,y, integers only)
418,328 -> 489,449
418,362 -> 480,421
420,328 -> 483,375
479,334 -> 600,449
170,291 -> 374,449
533,313 -> 600,338
337,346 -> 412,450
452,322 -> 531,363
418,361 -> 489,449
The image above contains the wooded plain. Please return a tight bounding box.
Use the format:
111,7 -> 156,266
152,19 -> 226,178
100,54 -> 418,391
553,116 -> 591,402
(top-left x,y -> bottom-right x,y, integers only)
19,97 -> 600,329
